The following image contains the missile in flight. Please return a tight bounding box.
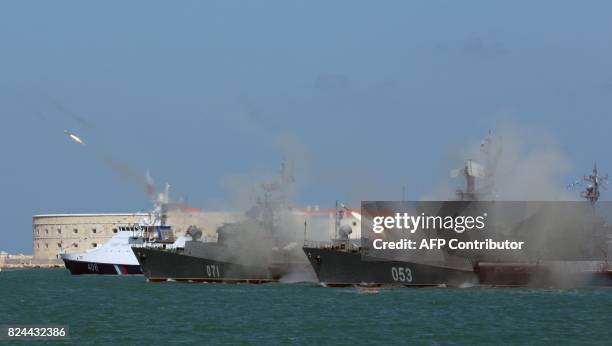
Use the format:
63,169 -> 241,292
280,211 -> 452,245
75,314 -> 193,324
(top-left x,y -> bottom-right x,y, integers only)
64,130 -> 86,146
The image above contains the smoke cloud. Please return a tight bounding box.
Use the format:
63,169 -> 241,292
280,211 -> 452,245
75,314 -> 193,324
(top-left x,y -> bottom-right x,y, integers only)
426,124 -> 575,201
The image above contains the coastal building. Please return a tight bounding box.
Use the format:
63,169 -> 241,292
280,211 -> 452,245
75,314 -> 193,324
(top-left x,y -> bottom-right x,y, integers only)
0,252 -> 35,269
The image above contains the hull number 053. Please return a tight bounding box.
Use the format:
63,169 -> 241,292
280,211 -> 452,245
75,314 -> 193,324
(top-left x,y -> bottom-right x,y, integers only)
391,267 -> 413,283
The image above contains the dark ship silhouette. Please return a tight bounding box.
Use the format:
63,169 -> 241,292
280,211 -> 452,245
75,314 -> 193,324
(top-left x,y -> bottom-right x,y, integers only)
132,161 -> 313,283
304,133 -> 612,288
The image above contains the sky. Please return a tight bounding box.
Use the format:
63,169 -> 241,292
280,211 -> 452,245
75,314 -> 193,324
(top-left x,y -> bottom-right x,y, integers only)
1,1 -> 612,253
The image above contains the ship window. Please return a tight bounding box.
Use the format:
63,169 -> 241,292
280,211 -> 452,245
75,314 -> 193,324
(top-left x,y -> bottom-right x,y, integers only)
73,229 -> 78,234
92,228 -> 97,234
113,228 -> 118,234
57,229 -> 61,234
73,243 -> 78,248
57,243 -> 62,248
91,243 -> 98,248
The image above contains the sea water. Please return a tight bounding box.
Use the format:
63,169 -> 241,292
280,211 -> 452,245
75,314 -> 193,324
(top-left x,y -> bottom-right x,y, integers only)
1,269 -> 612,345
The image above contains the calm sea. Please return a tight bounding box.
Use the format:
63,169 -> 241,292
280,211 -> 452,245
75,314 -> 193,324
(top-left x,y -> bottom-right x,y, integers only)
1,269 -> 612,345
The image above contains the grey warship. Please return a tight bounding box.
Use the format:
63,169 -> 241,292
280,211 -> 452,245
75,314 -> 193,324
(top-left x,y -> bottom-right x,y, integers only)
133,163 -> 314,283
473,163 -> 612,287
303,134 -> 612,288
302,137 -> 496,287
303,201 -> 479,287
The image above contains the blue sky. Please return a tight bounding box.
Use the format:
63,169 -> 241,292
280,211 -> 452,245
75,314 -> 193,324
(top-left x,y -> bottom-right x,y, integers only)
1,1 -> 612,253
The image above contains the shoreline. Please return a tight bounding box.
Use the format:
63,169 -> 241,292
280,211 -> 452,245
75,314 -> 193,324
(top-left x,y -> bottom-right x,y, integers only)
1,263 -> 64,270
1,252 -> 64,270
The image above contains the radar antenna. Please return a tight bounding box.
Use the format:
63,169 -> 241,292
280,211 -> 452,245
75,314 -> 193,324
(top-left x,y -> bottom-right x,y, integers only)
451,130 -> 500,200
568,162 -> 609,203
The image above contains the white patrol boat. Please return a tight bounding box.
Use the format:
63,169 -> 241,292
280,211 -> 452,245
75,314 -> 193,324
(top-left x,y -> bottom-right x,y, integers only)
61,184 -> 190,275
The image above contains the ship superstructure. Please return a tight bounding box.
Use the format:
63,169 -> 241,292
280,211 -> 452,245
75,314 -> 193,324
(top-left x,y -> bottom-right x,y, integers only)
133,160 -> 315,283
61,184 -> 187,275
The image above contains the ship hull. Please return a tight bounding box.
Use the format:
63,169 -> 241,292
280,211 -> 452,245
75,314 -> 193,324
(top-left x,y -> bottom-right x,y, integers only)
62,258 -> 142,275
303,247 -> 478,287
475,262 -> 612,287
132,247 -> 280,283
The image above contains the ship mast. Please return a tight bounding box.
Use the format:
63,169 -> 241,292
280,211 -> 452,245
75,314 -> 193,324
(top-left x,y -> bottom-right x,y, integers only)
568,162 -> 609,204
248,158 -> 296,237
452,131 -> 500,201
